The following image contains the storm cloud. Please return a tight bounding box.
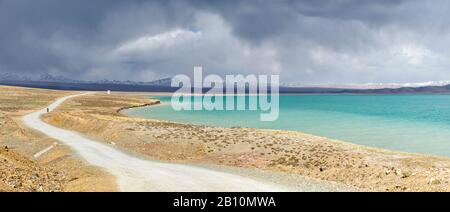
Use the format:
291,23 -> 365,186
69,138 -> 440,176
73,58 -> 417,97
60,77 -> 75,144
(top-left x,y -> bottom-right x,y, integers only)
1,0 -> 450,84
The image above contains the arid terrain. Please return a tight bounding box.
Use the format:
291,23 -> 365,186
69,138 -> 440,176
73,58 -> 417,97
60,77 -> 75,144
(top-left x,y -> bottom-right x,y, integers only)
2,85 -> 450,191
0,86 -> 116,191
39,90 -> 450,192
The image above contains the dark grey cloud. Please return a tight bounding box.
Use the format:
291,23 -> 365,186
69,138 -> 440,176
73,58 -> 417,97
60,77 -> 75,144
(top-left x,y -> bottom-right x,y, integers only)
1,0 -> 450,84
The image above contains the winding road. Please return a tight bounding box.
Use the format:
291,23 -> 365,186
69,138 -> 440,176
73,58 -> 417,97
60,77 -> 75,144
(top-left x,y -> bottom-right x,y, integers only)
22,93 -> 350,192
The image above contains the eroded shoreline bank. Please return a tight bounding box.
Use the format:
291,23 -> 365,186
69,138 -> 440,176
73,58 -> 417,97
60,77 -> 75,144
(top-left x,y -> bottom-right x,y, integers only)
120,96 -> 450,159
42,92 -> 450,191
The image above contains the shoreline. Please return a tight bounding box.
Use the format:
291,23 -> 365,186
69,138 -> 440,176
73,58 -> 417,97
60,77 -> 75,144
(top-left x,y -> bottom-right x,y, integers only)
41,91 -> 450,191
116,101 -> 161,113
29,94 -> 326,191
120,96 -> 448,160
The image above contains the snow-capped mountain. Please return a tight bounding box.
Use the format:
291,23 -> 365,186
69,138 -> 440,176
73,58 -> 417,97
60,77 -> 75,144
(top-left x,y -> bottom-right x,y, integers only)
146,77 -> 173,87
0,72 -> 173,86
282,81 -> 450,89
3,72 -> 450,93
37,73 -> 81,83
0,72 -> 31,81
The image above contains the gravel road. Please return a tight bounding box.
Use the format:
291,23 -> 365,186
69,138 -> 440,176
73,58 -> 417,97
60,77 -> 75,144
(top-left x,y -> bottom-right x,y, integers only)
22,93 -> 355,192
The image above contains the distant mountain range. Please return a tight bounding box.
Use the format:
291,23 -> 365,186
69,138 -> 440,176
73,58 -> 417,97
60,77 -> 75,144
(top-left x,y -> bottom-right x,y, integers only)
2,72 -> 450,94
0,72 -> 176,92
0,72 -> 173,85
281,81 -> 450,89
0,72 -> 32,82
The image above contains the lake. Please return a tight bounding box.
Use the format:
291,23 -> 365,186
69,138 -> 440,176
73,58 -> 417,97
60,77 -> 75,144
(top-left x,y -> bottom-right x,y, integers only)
125,94 -> 450,157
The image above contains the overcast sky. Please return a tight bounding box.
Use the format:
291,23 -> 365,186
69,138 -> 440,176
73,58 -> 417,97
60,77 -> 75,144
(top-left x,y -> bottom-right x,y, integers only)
1,0 -> 450,84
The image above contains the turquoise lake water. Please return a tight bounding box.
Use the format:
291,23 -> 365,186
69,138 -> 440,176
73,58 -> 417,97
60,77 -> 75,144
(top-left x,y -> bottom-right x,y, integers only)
125,95 -> 450,157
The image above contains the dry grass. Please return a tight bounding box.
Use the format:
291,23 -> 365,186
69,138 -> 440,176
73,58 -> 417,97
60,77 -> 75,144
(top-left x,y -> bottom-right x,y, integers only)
43,92 -> 450,192
0,86 -> 116,192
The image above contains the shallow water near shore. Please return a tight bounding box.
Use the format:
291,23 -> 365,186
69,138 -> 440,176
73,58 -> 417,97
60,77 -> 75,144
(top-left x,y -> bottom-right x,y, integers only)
125,95 -> 450,157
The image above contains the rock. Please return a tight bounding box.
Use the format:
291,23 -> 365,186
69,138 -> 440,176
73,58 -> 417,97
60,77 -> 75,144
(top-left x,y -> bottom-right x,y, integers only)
395,169 -> 402,176
401,171 -> 412,179
428,178 -> 441,185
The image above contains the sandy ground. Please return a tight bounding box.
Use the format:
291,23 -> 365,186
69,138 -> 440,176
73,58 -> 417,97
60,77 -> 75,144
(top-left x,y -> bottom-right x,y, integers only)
0,86 -> 116,192
40,91 -> 450,192
3,85 -> 450,192
24,93 -> 355,191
